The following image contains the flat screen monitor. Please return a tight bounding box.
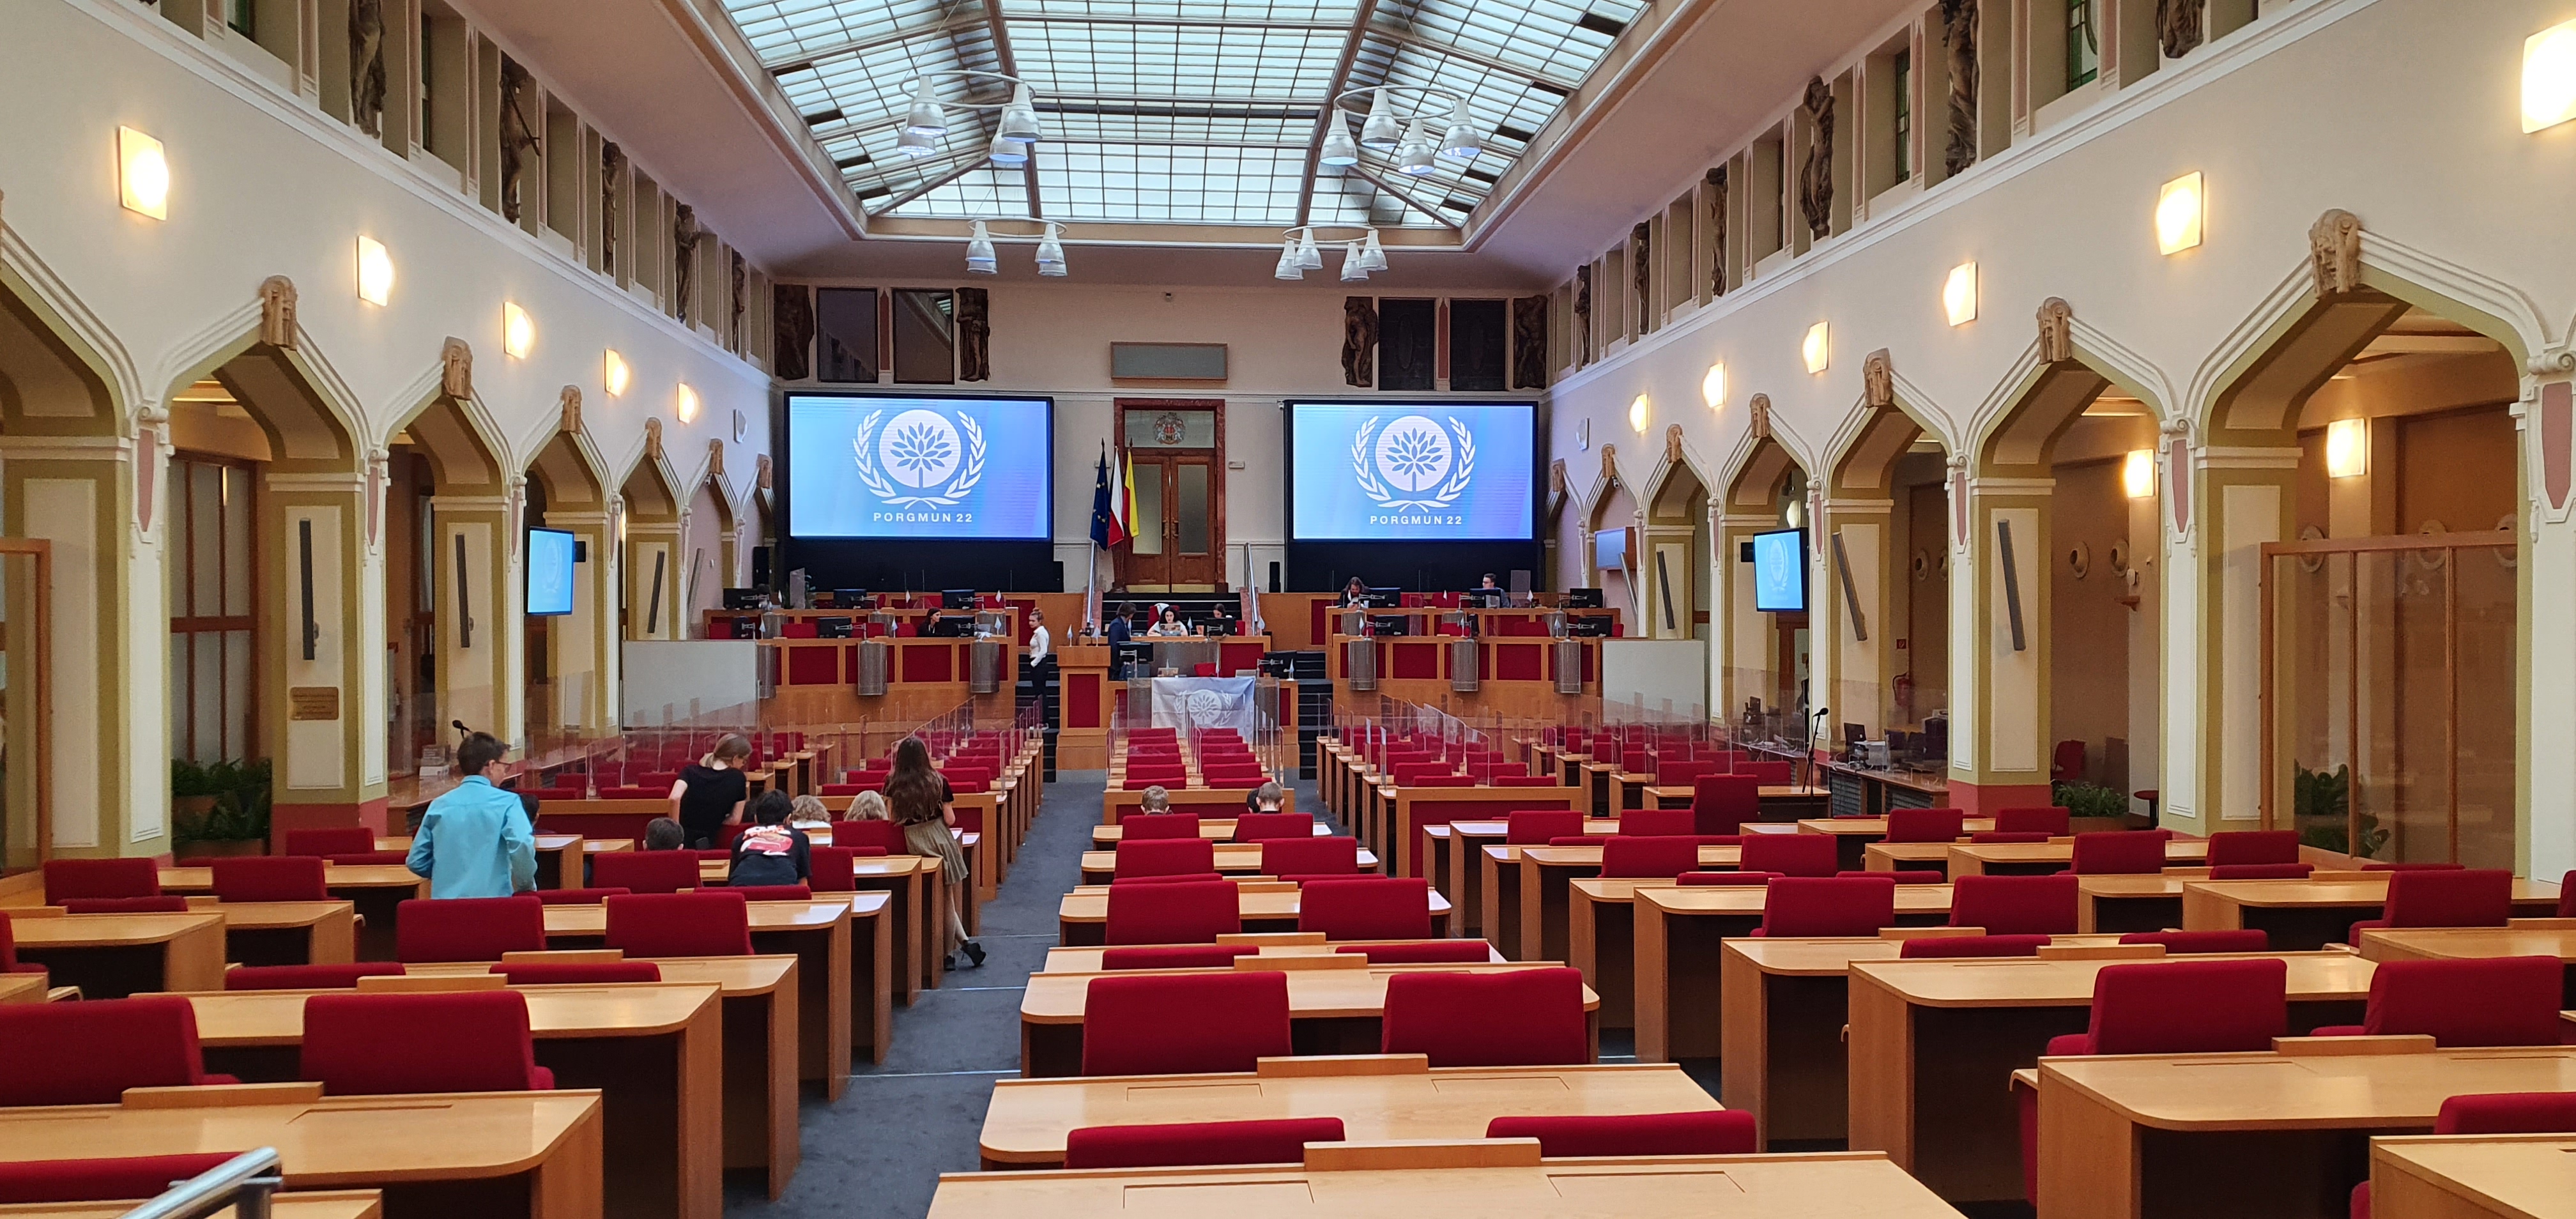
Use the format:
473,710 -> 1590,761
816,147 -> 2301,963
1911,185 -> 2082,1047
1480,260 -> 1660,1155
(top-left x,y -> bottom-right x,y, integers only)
1367,586 -> 1404,608
1564,587 -> 1604,610
785,394 -> 1054,540
1751,529 -> 1809,614
941,588 -> 976,610
1287,401 -> 1537,540
1368,615 -> 1410,637
721,587 -> 763,610
526,528 -> 576,617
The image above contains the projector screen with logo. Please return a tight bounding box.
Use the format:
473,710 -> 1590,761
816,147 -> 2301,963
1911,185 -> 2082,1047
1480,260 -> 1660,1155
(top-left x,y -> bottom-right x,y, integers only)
786,394 -> 1054,540
1287,401 -> 1535,540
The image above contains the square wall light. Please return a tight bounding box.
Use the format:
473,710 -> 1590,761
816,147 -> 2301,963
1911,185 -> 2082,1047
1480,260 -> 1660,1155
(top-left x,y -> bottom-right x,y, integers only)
1802,322 -> 1830,374
2123,450 -> 2154,499
604,349 -> 631,397
1943,262 -> 1977,326
356,236 -> 394,306
2524,19 -> 2576,132
676,383 -> 701,424
118,126 -> 169,220
1701,363 -> 1727,410
503,302 -> 535,359
2156,172 -> 2204,255
1628,395 -> 1650,433
2325,417 -> 2367,479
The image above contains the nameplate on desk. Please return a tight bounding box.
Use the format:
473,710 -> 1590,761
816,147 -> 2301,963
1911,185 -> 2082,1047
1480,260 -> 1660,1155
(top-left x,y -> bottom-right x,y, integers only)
289,686 -> 341,721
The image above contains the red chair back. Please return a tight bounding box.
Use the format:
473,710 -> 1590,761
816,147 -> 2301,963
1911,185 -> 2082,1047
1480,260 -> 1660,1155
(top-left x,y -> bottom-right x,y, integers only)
1678,871 -> 1780,886
210,855 -> 330,903
1116,838 -> 1217,880
1613,809 -> 1694,837
395,896 -> 546,963
1759,876 -> 1898,937
1505,811 -> 1583,845
1379,967 -> 1588,1067
0,1154 -> 241,1205
829,820 -> 911,856
224,963 -> 406,990
1883,808 -> 1965,844
1738,833 -> 1839,878
1992,806 -> 2071,836
1105,879 -> 1241,945
1485,1110 -> 1754,1157
1970,832 -> 2053,845
2436,1091 -> 2576,1134
2359,956 -> 2566,1046
492,962 -> 664,985
2071,831 -> 2167,876
282,827 -> 379,858
1599,836 -> 1700,880
61,896 -> 190,914
605,891 -> 753,956
1335,941 -> 1494,963
1740,761 -> 1792,785
1298,877 -> 1430,940
2384,868 -> 2515,930
0,997 -> 228,1106
588,850 -> 702,895
536,886 -> 633,905
2205,830 -> 2300,868
1901,934 -> 2049,958
1690,775 -> 1761,836
1230,813 -> 1316,843
42,858 -> 161,905
1081,972 -> 1291,1075
1064,1117 -> 1346,1169
1121,815 -> 1204,841
1259,836 -> 1359,877
2076,958 -> 2287,1055
1949,874 -> 2080,935
2120,930 -> 2270,953
1100,945 -> 1254,970
301,990 -> 553,1094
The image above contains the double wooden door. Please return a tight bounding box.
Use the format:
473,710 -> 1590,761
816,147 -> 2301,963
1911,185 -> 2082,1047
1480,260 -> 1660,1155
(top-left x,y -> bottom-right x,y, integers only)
1115,401 -> 1225,592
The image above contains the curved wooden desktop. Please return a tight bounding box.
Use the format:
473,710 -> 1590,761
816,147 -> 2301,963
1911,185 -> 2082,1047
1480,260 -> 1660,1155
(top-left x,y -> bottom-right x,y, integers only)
8,912 -> 227,997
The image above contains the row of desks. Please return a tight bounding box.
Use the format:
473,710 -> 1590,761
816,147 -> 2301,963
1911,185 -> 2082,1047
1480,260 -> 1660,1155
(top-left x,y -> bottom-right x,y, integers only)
1052,881 -> 1451,947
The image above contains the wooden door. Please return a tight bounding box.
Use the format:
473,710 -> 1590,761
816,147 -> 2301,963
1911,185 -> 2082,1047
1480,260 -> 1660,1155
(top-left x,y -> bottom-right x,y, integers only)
1115,401 -> 1226,592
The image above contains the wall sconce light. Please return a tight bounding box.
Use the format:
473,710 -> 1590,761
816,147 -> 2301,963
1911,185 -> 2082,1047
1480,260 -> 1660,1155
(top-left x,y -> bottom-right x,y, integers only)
502,302 -> 535,359
675,383 -> 701,424
1943,261 -> 1978,326
355,236 -> 394,306
2524,19 -> 2576,132
2122,449 -> 2154,499
1701,362 -> 1727,410
603,349 -> 631,397
1802,322 -> 1830,374
2156,172 -> 2204,255
1627,395 -> 1650,433
118,126 -> 169,220
2325,417 -> 2367,479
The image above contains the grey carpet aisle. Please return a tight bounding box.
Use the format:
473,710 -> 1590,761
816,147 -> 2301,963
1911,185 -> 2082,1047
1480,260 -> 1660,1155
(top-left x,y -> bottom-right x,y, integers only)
723,763 -> 1332,1217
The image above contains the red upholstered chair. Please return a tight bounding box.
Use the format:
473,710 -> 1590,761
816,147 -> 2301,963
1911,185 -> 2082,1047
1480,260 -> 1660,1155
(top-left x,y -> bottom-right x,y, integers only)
1758,876 -> 1898,937
2205,830 -> 2301,868
1691,775 -> 1762,836
0,1153 -> 246,1205
395,896 -> 547,963
1106,879 -> 1242,945
1600,836 -> 1701,880
1677,871 -> 1781,886
1613,809 -> 1695,837
1492,775 -> 1561,787
492,962 -> 664,985
1120,815 -> 1203,841
282,827 -> 379,858
1842,869 -> 1945,884
1116,838 -> 1218,880
2050,739 -> 2088,784
1110,873 -> 1228,886
224,963 -> 406,990
1064,1117 -> 1346,1169
1901,933 -> 2048,958
2308,956 -> 2568,1046
1547,836 -> 1609,847
831,820 -> 911,855
806,848 -> 887,894
1337,940 -> 1494,963
1486,1110 -> 1755,1157
728,884 -> 815,902
325,850 -> 412,866
1883,808 -> 1966,843
1300,877 -> 1432,940
2353,1094 -> 2576,1219
605,891 -> 753,956
1082,972 -> 1291,1075
1404,774 -> 1475,788
2209,863 -> 2313,880
1739,833 -> 1839,878
0,912 -> 43,976
0,997 -> 238,1105
1949,874 -> 2080,935
1380,967 -> 1588,1067
588,850 -> 702,895
536,886 -> 633,905
209,855 -> 331,903
1260,836 -> 1360,877
2121,930 -> 2271,953
301,990 -> 554,1094
1100,945 -> 1255,970
1506,811 -> 1584,845
2563,870 -> 2576,917
2347,868 -> 2515,946
1231,813 -> 1316,843
1740,761 -> 1792,785
2071,831 -> 2167,876
61,896 -> 192,914
1122,775 -> 1183,791
1992,806 -> 2071,836
42,858 -> 162,905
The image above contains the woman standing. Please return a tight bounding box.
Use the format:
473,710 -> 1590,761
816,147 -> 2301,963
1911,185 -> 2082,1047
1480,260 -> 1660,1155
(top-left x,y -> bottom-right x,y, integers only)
668,734 -> 751,848
884,736 -> 985,969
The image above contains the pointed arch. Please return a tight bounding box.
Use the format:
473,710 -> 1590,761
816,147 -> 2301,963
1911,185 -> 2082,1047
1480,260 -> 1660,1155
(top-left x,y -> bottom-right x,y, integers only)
1,226 -> 137,431
1965,302 -> 2174,480
1718,407 -> 1814,516
1638,424 -> 1715,524
1824,358 -> 1962,499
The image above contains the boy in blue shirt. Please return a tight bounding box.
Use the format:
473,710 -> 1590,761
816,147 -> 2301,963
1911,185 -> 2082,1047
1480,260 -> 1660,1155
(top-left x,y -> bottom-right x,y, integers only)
406,731 -> 537,898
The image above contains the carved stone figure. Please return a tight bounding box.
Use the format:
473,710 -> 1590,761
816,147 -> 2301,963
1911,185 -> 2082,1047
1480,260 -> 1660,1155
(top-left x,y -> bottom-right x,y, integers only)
1341,296 -> 1379,388
2310,210 -> 2363,298
1798,77 -> 1836,241
349,0 -> 386,138
1864,349 -> 1894,409
707,438 -> 726,479
258,277 -> 297,349
1574,265 -> 1593,364
1940,0 -> 1979,178
729,252 -> 748,349
956,286 -> 991,382
1705,166 -> 1729,296
440,337 -> 472,401
600,142 -> 625,276
1749,394 -> 1772,440
1600,444 -> 1618,486
2156,0 -> 2206,59
772,284 -> 814,381
558,386 -> 582,436
1550,459 -> 1568,498
643,417 -> 663,459
2037,297 -> 2074,364
1664,423 -> 1685,466
1510,295 -> 1549,390
673,204 -> 703,325
498,61 -> 540,224
1632,222 -> 1652,332
756,454 -> 773,491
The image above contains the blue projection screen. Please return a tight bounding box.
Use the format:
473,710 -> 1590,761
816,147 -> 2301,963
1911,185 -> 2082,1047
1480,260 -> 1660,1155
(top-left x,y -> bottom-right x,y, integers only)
526,528 -> 576,617
1289,401 -> 1535,540
786,395 -> 1054,540
1752,529 -> 1809,613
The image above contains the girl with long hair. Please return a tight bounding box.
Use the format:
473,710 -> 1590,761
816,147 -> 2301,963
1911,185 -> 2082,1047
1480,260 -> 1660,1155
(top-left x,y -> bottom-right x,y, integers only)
884,736 -> 984,968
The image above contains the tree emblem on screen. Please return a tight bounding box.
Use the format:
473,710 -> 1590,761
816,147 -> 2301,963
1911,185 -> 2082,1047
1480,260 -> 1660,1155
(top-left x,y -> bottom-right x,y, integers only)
850,407 -> 986,507
1353,414 -> 1475,512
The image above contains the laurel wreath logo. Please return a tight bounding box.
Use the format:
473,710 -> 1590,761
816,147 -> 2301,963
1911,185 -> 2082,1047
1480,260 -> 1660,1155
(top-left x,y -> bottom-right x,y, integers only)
852,408 -> 986,509
1351,415 -> 1475,512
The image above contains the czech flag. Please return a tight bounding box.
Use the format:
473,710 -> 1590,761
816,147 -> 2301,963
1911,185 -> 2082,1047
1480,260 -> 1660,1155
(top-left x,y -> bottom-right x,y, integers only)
1091,444 -> 1129,549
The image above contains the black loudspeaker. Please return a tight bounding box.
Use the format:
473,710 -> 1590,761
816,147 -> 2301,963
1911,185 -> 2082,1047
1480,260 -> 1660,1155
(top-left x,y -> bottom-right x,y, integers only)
1738,540 -> 1756,562
751,546 -> 772,588
1269,562 -> 1282,593
1052,561 -> 1064,592
572,539 -> 589,563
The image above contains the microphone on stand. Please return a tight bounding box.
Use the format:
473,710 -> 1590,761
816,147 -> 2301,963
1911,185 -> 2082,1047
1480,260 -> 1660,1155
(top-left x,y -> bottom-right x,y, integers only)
1804,708 -> 1830,791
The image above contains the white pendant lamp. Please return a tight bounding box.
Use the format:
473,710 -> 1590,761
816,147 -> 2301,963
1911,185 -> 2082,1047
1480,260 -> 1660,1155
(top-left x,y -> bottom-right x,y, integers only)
1439,95 -> 1482,160
964,220 -> 997,274
1339,241 -> 1370,282
1358,228 -> 1388,272
896,126 -> 938,158
1396,118 -> 1437,174
1359,89 -> 1401,150
1295,227 -> 1324,270
986,130 -> 1027,166
1320,112 -> 1360,168
997,83 -> 1042,144
1274,237 -> 1304,280
903,77 -> 949,136
1034,222 -> 1067,276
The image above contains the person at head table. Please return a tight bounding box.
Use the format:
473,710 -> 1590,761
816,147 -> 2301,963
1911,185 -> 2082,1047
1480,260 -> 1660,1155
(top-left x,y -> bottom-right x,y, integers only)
1479,573 -> 1500,592
1145,605 -> 1194,637
406,730 -> 537,899
1342,577 -> 1370,607
1103,602 -> 1135,647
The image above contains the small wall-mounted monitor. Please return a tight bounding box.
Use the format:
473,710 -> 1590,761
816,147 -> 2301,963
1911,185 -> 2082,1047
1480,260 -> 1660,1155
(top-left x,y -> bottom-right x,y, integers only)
1751,528 -> 1809,613
1593,528 -> 1628,573
526,528 -> 577,617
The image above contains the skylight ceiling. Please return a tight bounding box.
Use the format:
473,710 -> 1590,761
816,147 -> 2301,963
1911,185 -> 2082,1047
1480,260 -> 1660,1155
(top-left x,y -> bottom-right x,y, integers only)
720,0 -> 1645,234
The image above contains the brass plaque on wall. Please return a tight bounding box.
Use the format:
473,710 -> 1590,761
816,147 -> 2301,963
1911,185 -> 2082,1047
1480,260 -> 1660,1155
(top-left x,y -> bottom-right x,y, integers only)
289,686 -> 341,721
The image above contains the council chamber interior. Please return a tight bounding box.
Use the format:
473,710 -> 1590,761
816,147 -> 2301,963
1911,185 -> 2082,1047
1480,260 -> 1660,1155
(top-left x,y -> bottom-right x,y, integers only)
2,1 -> 2574,1217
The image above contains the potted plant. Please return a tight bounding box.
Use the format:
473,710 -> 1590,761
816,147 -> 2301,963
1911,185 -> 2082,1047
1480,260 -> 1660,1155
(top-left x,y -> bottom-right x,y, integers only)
2051,779 -> 2133,829
172,757 -> 272,859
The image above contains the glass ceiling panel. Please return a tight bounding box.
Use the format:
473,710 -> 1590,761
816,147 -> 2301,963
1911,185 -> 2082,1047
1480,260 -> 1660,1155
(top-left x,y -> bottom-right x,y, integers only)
714,0 -> 1639,229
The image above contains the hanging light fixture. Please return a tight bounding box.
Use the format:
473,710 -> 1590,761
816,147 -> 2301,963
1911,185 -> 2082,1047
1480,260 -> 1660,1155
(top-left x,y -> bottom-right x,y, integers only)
964,220 -> 998,274
1320,112 -> 1360,168
998,82 -> 1042,144
1275,237 -> 1304,280
903,77 -> 949,135
1396,118 -> 1438,174
1034,222 -> 1068,276
1295,227 -> 1324,270
1359,89 -> 1402,150
1439,95 -> 1482,160
1339,241 -> 1370,282
896,126 -> 938,158
986,130 -> 1027,167
1358,228 -> 1388,272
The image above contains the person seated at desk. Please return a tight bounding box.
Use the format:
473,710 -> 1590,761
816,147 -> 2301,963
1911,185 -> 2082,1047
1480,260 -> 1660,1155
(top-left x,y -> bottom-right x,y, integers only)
1246,781 -> 1285,813
1145,606 -> 1194,637
1479,573 -> 1501,593
729,792 -> 811,888
1103,603 -> 1135,647
406,730 -> 537,899
787,793 -> 834,833
1342,577 -> 1370,608
843,790 -> 891,822
1138,785 -> 1173,814
643,817 -> 687,850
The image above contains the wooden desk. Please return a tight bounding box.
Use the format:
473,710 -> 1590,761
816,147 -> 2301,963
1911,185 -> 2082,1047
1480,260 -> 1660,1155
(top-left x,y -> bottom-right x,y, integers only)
2182,878 -> 2564,951
977,1058 -> 1717,1167
1075,844 -> 1379,885
1054,886 -> 1452,947
2076,875 -> 2189,935
1377,785 -> 1580,883
1091,820 -> 1331,846
1862,841 -> 1959,878
2037,1047 -> 2576,1218
0,974 -> 47,1004
185,898 -> 358,967
10,912 -> 227,997
924,1149 -> 1964,1217
1638,782 -> 1828,818
381,833 -> 586,890
0,1192 -> 383,1219
186,985 -> 721,1219
2359,925 -> 2576,965
1947,839 -> 2209,877
0,1090 -> 603,1218
1797,817 -> 1994,870
1630,886 -> 1958,1065
1566,878 -> 1675,1029
1849,952 -> 2377,1206
1517,846 -> 1747,965
843,856 -> 940,1002
161,865 -> 426,960
2369,1134 -> 2576,1219
1018,962 -> 1595,1077
1435,820 -> 1618,940
1038,939 -> 1505,973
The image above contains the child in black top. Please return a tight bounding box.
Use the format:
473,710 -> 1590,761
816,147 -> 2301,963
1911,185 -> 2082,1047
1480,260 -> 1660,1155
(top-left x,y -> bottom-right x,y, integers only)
728,792 -> 810,888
